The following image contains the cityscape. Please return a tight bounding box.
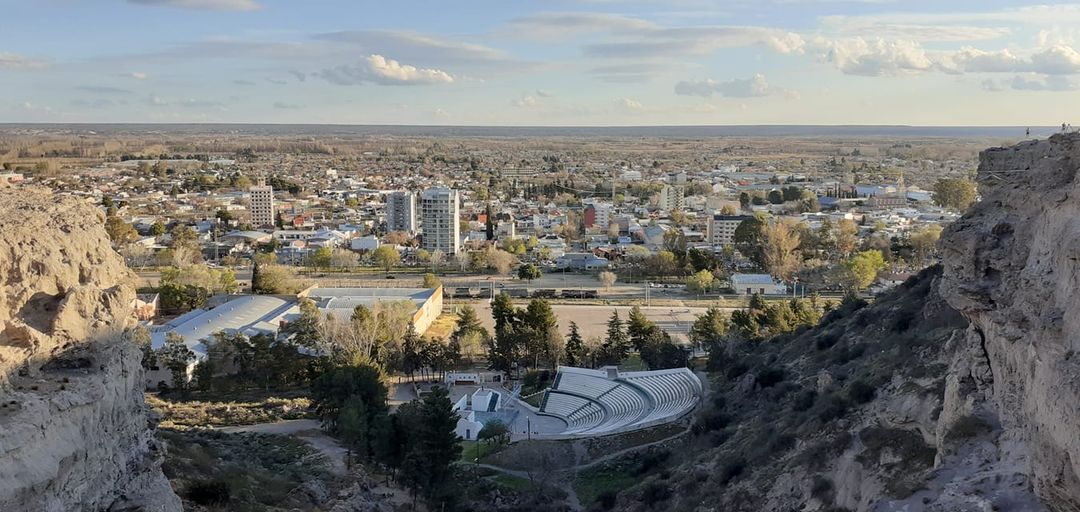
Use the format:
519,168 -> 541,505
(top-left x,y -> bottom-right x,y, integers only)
1,1 -> 1080,512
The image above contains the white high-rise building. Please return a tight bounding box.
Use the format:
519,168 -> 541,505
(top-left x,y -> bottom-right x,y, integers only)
249,182 -> 275,227
386,191 -> 418,234
421,187 -> 461,255
658,184 -> 685,211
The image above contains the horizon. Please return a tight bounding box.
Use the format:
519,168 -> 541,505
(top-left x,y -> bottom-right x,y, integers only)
3,1 -> 1080,125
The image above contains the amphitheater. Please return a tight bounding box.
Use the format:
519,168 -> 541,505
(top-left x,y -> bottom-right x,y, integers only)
529,366 -> 703,437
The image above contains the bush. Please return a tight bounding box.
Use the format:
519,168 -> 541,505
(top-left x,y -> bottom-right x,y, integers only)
811,475 -> 834,503
756,368 -> 785,388
792,389 -> 816,412
815,332 -> 840,351
641,482 -> 671,506
718,458 -> 746,485
186,479 -> 231,505
846,380 -> 876,404
596,490 -> 618,510
816,393 -> 849,423
725,361 -> 749,381
701,411 -> 730,431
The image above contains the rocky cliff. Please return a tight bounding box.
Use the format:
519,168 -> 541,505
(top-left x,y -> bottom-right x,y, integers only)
610,136 -> 1080,512
940,132 -> 1080,510
0,189 -> 181,511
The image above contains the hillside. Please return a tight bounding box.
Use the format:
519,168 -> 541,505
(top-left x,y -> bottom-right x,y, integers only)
611,134 -> 1080,512
0,189 -> 181,511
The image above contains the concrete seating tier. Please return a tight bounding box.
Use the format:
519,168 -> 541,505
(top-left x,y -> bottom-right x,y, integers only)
536,366 -> 702,435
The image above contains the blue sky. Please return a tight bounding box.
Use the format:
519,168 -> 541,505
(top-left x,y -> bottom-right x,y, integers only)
2,0 -> 1079,125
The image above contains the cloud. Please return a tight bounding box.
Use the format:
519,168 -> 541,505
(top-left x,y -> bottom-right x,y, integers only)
0,52 -> 46,70
584,26 -> 805,59
940,45 -> 1080,75
1009,74 -> 1078,91
314,30 -> 520,71
128,72 -> 148,80
589,62 -> 673,83
289,70 -> 307,82
503,12 -> 654,39
819,37 -> 933,76
273,102 -> 303,109
506,12 -> 802,60
617,98 -> 644,111
145,95 -> 225,108
818,15 -> 1010,43
319,54 -> 454,86
265,77 -> 287,85
75,85 -> 133,95
71,98 -> 121,109
981,79 -> 1003,92
674,74 -> 784,97
233,79 -> 256,86
128,0 -> 261,11
535,89 -> 554,98
512,95 -> 538,108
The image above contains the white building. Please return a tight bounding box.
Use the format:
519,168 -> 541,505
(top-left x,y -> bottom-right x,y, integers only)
658,184 -> 685,211
731,273 -> 787,295
421,187 -> 461,255
386,190 -> 418,234
707,214 -> 750,247
249,183 -> 275,227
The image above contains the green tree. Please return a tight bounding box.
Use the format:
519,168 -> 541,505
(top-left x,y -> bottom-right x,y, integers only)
338,395 -> 369,468
600,311 -> 630,366
690,307 -> 729,354
159,332 -> 195,391
307,247 -> 333,271
150,221 -> 166,236
563,321 -> 587,367
105,215 -> 139,245
626,306 -> 657,353
517,263 -> 542,283
523,299 -> 561,368
372,245 -> 401,274
932,178 -> 978,211
400,387 -> 462,508
843,249 -> 887,290
686,269 -> 715,294
422,273 -> 441,288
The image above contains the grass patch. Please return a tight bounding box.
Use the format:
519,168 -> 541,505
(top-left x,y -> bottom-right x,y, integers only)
618,354 -> 648,371
574,466 -> 636,507
490,473 -> 533,492
459,440 -> 504,463
148,394 -> 313,428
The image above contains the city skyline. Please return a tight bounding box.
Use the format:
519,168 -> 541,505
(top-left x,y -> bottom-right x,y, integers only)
3,1 -> 1080,126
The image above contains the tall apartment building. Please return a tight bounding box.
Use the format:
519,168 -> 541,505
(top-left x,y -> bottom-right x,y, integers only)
420,187 -> 461,255
249,182 -> 275,227
707,214 -> 750,246
386,190 -> 418,234
658,184 -> 685,211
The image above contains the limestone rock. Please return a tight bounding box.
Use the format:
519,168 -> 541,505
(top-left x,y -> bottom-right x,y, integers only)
0,189 -> 181,511
940,133 -> 1080,508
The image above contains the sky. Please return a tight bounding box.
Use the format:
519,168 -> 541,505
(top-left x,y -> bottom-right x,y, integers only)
2,0 -> 1080,126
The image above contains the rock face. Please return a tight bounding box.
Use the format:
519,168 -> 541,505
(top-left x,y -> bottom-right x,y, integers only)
940,132 -> 1080,509
0,189 -> 181,511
